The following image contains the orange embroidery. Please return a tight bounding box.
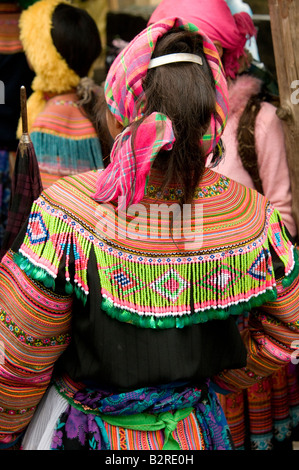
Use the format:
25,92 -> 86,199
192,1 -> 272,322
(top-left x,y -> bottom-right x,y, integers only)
119,427 -> 127,450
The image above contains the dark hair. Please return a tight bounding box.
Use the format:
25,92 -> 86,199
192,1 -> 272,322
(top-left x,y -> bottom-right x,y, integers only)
81,83 -> 113,162
51,3 -> 101,78
139,28 -> 217,205
237,85 -> 279,195
50,3 -> 112,158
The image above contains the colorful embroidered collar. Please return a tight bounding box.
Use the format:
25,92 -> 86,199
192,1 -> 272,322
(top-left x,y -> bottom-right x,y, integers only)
15,169 -> 298,329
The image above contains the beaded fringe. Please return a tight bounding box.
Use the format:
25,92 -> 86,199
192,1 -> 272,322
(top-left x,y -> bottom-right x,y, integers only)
14,200 -> 299,329
31,132 -> 104,172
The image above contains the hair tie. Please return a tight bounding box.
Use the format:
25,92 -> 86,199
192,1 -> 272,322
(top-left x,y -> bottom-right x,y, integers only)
76,77 -> 95,106
148,52 -> 203,69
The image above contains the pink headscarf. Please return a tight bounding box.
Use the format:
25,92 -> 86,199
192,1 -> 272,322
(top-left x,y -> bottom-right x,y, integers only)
94,18 -> 228,210
148,0 -> 256,79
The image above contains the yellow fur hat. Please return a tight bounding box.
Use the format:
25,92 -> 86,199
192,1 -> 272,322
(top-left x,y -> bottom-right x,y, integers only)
20,0 -> 80,94
18,0 -> 81,134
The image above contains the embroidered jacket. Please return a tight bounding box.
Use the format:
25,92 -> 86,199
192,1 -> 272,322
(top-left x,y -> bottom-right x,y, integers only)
0,167 -> 299,445
30,92 -> 104,189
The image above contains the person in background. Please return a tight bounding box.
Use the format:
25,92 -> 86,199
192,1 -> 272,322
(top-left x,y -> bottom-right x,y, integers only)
0,17 -> 299,451
149,0 -> 299,451
0,0 -> 35,247
149,0 -> 296,239
17,0 -> 111,190
225,0 -> 261,62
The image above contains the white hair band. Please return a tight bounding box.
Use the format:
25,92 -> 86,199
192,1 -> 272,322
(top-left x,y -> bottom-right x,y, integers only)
148,53 -> 203,69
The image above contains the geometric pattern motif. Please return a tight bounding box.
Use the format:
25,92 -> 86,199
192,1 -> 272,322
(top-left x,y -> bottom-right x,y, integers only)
247,251 -> 267,281
15,169 -> 294,332
27,212 -> 49,245
105,264 -> 145,297
146,175 -> 230,200
197,264 -> 243,294
150,268 -> 189,302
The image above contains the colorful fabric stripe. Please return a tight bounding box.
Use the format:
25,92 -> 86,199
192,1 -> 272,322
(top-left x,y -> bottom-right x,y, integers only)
219,309 -> 299,450
0,4 -> 23,54
100,410 -> 205,450
15,168 -> 298,329
218,389 -> 247,449
0,251 -> 72,445
217,275 -> 299,450
30,93 -> 104,189
50,377 -> 232,450
220,365 -> 299,450
1,169 -> 299,446
215,269 -> 299,392
31,94 -> 99,140
39,171 -> 63,190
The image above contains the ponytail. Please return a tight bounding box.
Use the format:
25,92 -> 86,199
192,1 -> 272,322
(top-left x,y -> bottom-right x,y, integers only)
140,29 -> 217,205
76,78 -> 112,160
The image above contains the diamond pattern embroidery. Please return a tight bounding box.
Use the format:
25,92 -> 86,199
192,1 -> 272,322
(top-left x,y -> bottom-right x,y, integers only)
150,268 -> 189,302
105,264 -> 144,297
198,264 -> 243,293
247,251 -> 267,281
27,212 -> 49,244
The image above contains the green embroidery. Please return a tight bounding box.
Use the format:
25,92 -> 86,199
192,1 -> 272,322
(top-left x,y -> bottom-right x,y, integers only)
14,187 -> 299,330
146,176 -> 230,200
0,308 -> 71,347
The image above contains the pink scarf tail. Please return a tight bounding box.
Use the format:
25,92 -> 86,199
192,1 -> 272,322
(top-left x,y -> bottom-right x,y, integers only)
94,113 -> 175,210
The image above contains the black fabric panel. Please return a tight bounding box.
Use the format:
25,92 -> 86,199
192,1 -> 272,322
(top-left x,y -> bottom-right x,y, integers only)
0,53 -> 35,150
55,246 -> 247,392
12,213 -> 293,392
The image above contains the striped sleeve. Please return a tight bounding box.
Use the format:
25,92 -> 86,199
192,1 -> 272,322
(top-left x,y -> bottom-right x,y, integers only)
214,262 -> 299,391
0,251 -> 73,447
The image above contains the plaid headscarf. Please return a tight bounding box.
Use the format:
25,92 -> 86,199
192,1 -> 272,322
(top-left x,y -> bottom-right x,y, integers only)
148,0 -> 257,79
94,17 -> 229,210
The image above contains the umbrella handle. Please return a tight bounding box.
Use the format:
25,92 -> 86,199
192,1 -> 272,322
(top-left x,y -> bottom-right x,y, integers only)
20,86 -> 28,134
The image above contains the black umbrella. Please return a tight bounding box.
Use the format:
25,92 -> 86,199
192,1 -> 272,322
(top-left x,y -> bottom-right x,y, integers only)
0,86 -> 43,259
